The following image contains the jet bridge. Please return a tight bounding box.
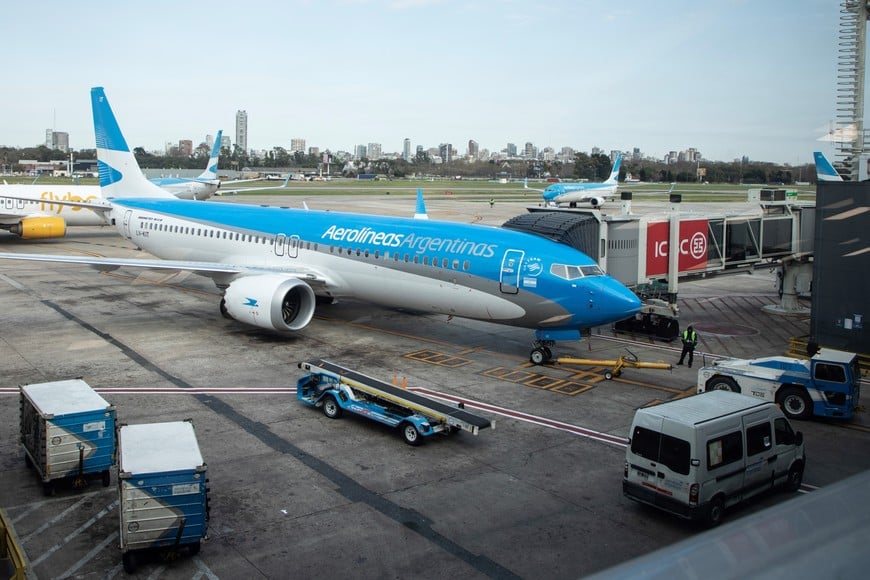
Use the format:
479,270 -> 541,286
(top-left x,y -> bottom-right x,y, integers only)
508,192 -> 815,339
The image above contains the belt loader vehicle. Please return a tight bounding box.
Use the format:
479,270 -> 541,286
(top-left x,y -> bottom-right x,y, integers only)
117,420 -> 209,573
697,348 -> 861,420
297,360 -> 492,445
19,379 -> 116,495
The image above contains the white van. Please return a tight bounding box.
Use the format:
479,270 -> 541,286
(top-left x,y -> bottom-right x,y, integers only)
623,390 -> 806,526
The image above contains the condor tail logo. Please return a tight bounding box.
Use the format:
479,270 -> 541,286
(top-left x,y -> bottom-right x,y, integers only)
243,297 -> 259,307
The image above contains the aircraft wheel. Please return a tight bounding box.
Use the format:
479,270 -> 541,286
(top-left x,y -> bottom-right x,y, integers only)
102,469 -> 111,487
322,395 -> 343,419
530,348 -> 547,365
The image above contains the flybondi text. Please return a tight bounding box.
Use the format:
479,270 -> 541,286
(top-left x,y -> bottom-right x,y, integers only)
321,225 -> 497,258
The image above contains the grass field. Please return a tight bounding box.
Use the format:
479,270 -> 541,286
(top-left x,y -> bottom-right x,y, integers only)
1,175 -> 817,203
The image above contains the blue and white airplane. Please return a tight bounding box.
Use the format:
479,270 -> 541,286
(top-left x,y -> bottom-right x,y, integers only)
525,154 -> 622,208
148,130 -> 224,200
0,87 -> 641,362
813,151 -> 844,182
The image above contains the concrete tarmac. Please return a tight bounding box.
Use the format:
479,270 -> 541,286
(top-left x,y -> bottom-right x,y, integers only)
1,195 -> 867,579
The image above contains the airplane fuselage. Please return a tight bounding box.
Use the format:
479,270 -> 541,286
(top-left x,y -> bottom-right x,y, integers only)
109,198 -> 640,331
0,184 -> 108,227
148,178 -> 219,200
543,183 -> 618,206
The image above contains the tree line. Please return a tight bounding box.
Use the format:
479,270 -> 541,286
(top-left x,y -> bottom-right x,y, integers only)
1,145 -> 817,185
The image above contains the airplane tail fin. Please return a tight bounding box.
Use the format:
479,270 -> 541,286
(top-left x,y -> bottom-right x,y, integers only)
605,154 -> 622,185
813,151 -> 843,182
414,188 -> 429,220
197,129 -> 223,180
91,87 -> 175,199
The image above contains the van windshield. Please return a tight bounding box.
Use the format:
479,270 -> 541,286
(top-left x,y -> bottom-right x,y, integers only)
631,426 -> 691,475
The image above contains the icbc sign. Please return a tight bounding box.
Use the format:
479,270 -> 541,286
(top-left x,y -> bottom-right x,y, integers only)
646,219 -> 708,276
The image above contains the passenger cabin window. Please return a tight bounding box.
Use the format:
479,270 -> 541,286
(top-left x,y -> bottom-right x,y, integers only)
630,427 -> 691,475
746,422 -> 772,456
707,431 -> 743,470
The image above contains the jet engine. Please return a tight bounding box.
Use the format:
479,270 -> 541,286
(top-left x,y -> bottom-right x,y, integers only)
221,274 -> 316,332
9,217 -> 67,239
589,197 -> 605,208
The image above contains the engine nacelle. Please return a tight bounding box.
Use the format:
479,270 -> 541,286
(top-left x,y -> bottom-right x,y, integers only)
10,217 -> 67,239
222,274 -> 316,332
589,197 -> 605,208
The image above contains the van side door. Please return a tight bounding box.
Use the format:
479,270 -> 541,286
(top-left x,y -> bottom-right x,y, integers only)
742,411 -> 776,498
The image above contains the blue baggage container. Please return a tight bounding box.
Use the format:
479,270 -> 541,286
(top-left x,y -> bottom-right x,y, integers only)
19,379 -> 116,495
117,420 -> 209,573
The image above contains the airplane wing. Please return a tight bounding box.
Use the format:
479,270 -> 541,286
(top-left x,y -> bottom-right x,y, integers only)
0,251 -> 327,286
216,174 -> 293,196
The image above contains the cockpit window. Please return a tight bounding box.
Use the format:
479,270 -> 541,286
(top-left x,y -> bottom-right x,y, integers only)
550,263 -> 604,279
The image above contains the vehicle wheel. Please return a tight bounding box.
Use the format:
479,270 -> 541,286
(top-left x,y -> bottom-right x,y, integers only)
401,422 -> 423,446
322,395 -> 343,419
102,470 -> 111,487
707,376 -> 740,393
123,551 -> 137,574
542,347 -> 553,361
189,541 -> 201,556
604,371 -> 613,380
43,481 -> 55,497
705,496 -> 725,528
530,348 -> 547,365
776,387 -> 812,420
785,463 -> 804,493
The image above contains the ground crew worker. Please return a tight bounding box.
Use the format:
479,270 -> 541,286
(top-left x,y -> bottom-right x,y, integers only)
489,198 -> 495,208
677,325 -> 699,367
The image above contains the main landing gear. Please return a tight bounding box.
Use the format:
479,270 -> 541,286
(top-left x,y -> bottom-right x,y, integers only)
530,340 -> 555,365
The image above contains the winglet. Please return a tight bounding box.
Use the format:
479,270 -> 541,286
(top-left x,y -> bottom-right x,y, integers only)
91,87 -> 174,199
814,151 -> 844,182
414,188 -> 429,220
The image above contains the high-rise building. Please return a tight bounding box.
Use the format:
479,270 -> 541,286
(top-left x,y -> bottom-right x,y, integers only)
220,135 -> 231,152
403,138 -> 411,162
506,143 -> 517,157
44,130 -> 69,152
467,139 -> 479,159
291,138 -> 306,153
355,144 -> 367,160
235,110 -> 248,153
178,140 -> 193,157
367,143 -> 382,160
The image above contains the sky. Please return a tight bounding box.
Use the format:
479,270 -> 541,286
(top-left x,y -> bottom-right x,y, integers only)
0,0 -> 846,164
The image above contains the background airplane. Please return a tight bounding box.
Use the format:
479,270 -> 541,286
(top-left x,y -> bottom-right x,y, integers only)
0,87 -> 641,361
0,136 -> 289,240
148,130 -> 224,200
525,154 -> 622,208
813,151 -> 844,182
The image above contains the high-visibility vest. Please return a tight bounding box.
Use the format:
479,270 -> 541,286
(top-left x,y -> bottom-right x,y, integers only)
682,330 -> 697,343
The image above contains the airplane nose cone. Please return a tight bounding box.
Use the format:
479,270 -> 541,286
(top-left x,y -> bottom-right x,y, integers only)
581,277 -> 642,326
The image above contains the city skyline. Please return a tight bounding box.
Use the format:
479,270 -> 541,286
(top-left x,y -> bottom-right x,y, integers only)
0,1 -> 849,165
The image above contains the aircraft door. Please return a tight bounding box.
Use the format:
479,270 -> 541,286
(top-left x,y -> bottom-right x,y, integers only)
499,249 -> 524,294
122,210 -> 133,239
274,234 -> 286,256
287,235 -> 300,258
